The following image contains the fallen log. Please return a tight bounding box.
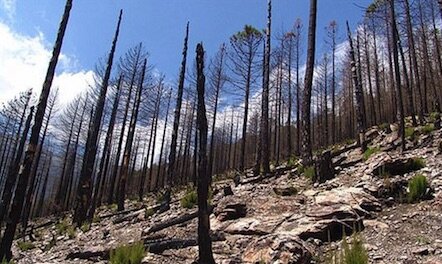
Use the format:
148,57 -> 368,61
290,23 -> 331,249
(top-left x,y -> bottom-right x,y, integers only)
66,232 -> 225,260
331,142 -> 359,158
143,206 -> 213,235
112,209 -> 145,225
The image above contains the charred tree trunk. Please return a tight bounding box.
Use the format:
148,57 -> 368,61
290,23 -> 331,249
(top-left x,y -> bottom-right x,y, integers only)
195,42 -> 215,264
346,21 -> 366,152
301,0 -> 317,165
155,90 -> 172,190
89,75 -> 123,218
117,59 -> 146,211
73,10 -> 122,225
260,0 -> 271,174
389,0 -> 406,152
166,22 -> 189,200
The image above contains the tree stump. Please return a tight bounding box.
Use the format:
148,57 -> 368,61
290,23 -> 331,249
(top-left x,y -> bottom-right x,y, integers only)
314,150 -> 335,183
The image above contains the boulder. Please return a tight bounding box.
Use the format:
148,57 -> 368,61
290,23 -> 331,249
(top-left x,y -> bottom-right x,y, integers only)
242,233 -> 312,264
214,196 -> 247,222
274,186 -> 298,196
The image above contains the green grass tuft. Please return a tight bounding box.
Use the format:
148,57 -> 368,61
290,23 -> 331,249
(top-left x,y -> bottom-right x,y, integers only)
180,188 -> 198,209
362,147 -> 380,161
145,208 -> 154,218
407,174 -> 429,203
80,222 -> 91,233
17,241 -> 35,251
405,127 -> 416,140
1,257 -> 14,264
326,234 -> 368,264
55,218 -> 70,236
287,156 -> 298,167
110,242 -> 145,264
66,226 -> 76,239
421,124 -> 435,134
410,157 -> 426,170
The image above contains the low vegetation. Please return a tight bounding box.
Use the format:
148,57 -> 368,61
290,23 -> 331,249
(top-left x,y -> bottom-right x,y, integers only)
180,188 -> 198,209
410,157 -> 426,170
298,164 -> 316,180
405,127 -> 416,141
17,241 -> 35,251
110,242 -> 145,264
326,234 -> 368,264
407,174 -> 429,203
362,147 -> 380,161
421,124 -> 435,134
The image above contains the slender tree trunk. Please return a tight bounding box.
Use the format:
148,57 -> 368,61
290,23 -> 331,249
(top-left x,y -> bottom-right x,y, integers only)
166,23 -> 189,201
346,21 -> 366,152
73,10 -> 122,225
155,91 -> 172,191
260,0 -> 271,174
389,0 -> 406,152
117,59 -> 146,211
195,43 -> 215,264
88,75 -> 123,218
301,0 -> 317,165
0,106 -> 34,226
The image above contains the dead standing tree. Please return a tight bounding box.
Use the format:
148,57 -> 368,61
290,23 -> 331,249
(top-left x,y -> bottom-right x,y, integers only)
195,42 -> 215,264
73,10 -> 122,225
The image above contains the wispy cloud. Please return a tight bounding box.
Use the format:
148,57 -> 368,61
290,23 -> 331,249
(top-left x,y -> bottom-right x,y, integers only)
0,0 -> 16,20
0,22 -> 94,105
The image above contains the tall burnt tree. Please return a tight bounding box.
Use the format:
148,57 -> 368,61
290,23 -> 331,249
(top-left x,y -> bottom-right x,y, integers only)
389,0 -> 406,151
195,42 -> 215,264
166,22 -> 189,201
229,25 -> 263,171
346,21 -> 367,152
88,75 -> 123,218
73,10 -> 122,225
208,44 -> 227,176
301,0 -> 317,165
0,0 -> 73,259
117,59 -> 147,211
260,0 -> 271,175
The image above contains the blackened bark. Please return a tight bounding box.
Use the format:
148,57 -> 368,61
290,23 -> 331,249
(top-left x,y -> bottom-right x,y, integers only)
260,0 -> 271,175
167,23 -> 189,197
195,42 -> 215,264
117,59 -> 146,211
73,10 -> 122,225
301,0 -> 317,166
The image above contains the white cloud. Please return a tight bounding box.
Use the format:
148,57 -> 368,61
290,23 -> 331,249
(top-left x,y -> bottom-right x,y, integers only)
0,0 -> 16,19
0,22 -> 94,106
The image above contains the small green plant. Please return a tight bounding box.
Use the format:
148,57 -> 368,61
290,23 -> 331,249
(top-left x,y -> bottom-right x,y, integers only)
362,147 -> 380,161
17,241 -> 35,251
378,123 -> 390,130
407,174 -> 429,203
287,156 -> 298,167
145,208 -> 154,218
410,157 -> 426,170
429,112 -> 439,123
405,127 -> 416,140
421,124 -> 435,134
55,218 -> 70,235
326,234 -> 368,264
180,188 -> 198,209
80,222 -> 91,233
66,226 -> 76,239
110,242 -> 145,264
304,166 -> 316,180
107,203 -> 118,211
1,257 -> 14,264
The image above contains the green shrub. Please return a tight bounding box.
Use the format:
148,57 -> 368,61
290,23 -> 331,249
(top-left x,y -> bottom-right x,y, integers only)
378,123 -> 390,130
145,208 -> 154,218
180,188 -> 198,209
421,124 -> 435,134
429,112 -> 439,123
55,218 -> 70,235
17,241 -> 35,251
410,157 -> 426,170
110,242 -> 145,264
80,222 -> 91,233
326,234 -> 368,264
287,156 -> 298,167
407,174 -> 429,203
405,127 -> 416,140
107,203 -> 118,211
297,164 -> 315,180
362,147 -> 380,161
67,226 -> 76,239
1,257 -> 14,264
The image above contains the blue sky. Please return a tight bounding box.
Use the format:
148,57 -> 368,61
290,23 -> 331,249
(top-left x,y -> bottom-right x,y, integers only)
0,0 -> 373,103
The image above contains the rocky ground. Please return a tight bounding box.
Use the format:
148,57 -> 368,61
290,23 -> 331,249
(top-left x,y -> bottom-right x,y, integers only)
11,120 -> 442,263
